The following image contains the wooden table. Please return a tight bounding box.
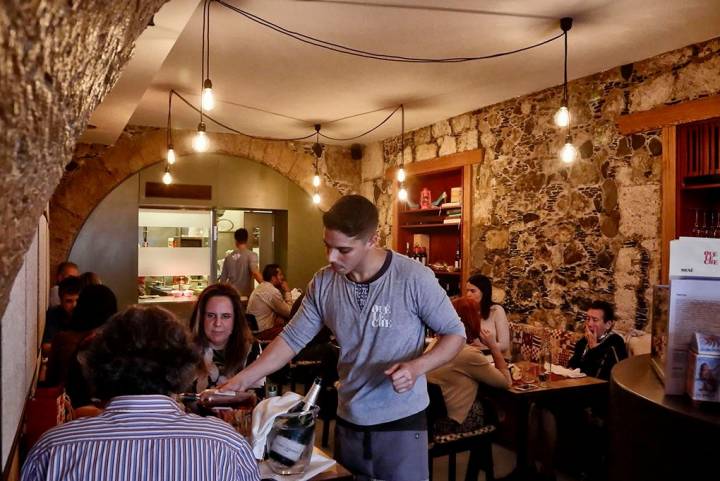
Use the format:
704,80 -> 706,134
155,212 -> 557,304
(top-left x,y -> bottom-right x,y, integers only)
484,362 -> 607,478
258,446 -> 353,481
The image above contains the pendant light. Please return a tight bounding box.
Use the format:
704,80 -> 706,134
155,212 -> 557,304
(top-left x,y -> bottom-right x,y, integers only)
397,104 -> 408,202
193,122 -> 209,152
162,166 -> 173,185
165,91 -> 177,164
554,18 -> 573,128
554,17 -> 577,164
312,124 -> 323,205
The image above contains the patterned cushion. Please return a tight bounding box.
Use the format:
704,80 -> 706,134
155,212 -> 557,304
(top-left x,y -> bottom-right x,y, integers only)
509,322 -> 581,367
430,425 -> 496,447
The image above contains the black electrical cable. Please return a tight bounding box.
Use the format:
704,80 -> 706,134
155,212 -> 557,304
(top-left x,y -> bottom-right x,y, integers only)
215,0 -> 564,63
318,105 -> 402,141
166,90 -> 173,146
171,90 -> 317,141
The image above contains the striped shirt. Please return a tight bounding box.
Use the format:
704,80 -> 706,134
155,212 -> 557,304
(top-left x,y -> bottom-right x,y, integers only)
21,395 -> 260,481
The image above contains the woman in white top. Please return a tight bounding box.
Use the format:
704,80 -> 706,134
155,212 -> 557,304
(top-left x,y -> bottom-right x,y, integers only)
465,274 -> 510,354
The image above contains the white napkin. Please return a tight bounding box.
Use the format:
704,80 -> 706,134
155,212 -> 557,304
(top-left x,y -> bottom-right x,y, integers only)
550,363 -> 587,378
250,392 -> 302,459
259,448 -> 336,481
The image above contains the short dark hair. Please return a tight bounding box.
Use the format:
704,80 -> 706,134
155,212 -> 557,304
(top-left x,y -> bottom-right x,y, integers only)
56,261 -> 78,278
262,264 -> 281,282
322,195 -> 378,238
71,284 -> 118,331
589,300 -> 615,322
80,306 -> 200,399
58,276 -> 82,298
234,228 -> 249,244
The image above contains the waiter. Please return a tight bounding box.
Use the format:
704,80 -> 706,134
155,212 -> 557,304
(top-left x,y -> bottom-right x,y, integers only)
222,195 -> 464,481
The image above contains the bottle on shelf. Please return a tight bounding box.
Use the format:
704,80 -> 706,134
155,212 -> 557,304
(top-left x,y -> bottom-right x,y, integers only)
405,241 -> 411,258
454,243 -> 461,271
419,247 -> 427,266
267,377 -> 322,473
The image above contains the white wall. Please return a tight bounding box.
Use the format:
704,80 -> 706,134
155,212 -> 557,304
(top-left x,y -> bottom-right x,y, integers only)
1,215 -> 48,467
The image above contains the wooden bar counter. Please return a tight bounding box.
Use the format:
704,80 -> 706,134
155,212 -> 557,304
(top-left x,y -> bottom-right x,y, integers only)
609,354 -> 720,481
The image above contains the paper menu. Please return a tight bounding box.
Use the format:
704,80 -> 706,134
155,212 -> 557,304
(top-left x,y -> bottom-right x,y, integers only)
665,278 -> 720,394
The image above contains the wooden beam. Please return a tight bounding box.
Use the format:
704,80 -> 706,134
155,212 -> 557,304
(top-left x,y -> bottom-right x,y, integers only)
617,95 -> 720,135
660,125 -> 676,285
385,149 -> 483,180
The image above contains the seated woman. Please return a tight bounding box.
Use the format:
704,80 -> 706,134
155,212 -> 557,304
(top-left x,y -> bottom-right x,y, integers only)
465,274 -> 510,355
427,297 -> 511,431
190,283 -> 261,392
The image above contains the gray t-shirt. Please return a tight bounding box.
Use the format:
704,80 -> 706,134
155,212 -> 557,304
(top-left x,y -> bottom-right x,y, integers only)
219,248 -> 259,297
280,251 -> 465,425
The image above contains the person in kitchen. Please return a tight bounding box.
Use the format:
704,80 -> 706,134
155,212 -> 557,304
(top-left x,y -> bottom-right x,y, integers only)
219,228 -> 263,299
220,194 -> 465,481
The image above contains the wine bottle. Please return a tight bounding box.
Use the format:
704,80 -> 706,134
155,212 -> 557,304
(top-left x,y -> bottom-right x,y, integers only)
268,378 -> 322,467
454,243 -> 461,270
405,242 -> 411,258
179,389 -> 255,408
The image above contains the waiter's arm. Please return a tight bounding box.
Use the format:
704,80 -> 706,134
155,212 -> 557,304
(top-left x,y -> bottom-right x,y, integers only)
220,337 -> 296,392
385,334 -> 465,393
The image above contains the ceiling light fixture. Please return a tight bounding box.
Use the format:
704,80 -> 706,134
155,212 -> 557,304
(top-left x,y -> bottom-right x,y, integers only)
193,122 -> 209,152
162,166 -> 173,185
165,91 -> 176,165
560,135 -> 578,164
312,124 -> 323,204
554,18 -> 572,128
397,104 -> 408,203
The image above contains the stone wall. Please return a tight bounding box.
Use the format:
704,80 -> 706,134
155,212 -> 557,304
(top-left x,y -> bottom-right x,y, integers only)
362,37 -> 720,332
50,126 -> 360,272
0,0 -> 167,320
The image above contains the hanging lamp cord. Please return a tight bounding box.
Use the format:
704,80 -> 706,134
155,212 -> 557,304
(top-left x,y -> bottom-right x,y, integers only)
215,1 -> 564,63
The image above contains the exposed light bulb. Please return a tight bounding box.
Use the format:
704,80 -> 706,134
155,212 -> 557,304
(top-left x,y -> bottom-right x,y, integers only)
554,105 -> 570,128
201,78 -> 214,111
398,187 -> 408,201
162,170 -> 173,185
559,140 -> 578,164
312,174 -> 321,187
312,192 -> 321,204
396,167 -> 406,183
166,147 -> 176,165
193,122 -> 209,152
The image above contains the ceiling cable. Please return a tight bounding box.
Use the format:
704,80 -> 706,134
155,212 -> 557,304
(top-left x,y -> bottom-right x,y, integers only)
215,1 -> 564,63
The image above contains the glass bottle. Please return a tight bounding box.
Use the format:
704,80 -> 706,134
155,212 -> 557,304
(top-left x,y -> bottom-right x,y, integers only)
267,378 -> 322,474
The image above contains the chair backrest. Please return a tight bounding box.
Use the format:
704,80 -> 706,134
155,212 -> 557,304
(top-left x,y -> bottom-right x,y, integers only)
426,382 -> 447,438
245,313 -> 259,332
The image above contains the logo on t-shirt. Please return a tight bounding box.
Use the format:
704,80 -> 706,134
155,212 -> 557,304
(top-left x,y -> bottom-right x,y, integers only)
371,304 -> 392,328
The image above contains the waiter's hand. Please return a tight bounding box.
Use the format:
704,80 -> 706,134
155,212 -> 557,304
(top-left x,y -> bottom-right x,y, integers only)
385,362 -> 419,393
218,371 -> 252,392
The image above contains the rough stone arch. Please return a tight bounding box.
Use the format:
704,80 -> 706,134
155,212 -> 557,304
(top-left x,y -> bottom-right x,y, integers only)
50,126 -> 359,270
0,1 -> 167,318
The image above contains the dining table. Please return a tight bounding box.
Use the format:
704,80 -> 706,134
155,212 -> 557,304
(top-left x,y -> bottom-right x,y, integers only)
483,361 -> 608,479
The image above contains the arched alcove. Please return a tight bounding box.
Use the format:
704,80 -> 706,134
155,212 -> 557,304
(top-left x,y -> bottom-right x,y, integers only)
69,154 -> 329,309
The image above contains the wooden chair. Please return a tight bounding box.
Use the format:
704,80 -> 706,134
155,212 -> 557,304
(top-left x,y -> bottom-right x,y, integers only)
427,383 -> 496,481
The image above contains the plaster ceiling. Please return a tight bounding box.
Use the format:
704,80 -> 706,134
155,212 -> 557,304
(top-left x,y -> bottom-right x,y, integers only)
83,0 -> 720,146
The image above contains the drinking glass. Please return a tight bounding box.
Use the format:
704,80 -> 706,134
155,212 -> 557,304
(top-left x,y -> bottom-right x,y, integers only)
520,351 -> 538,384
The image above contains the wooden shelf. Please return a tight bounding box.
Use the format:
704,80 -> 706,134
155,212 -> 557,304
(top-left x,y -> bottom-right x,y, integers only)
431,269 -> 461,277
400,223 -> 461,229
680,183 -> 720,190
399,206 -> 461,215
